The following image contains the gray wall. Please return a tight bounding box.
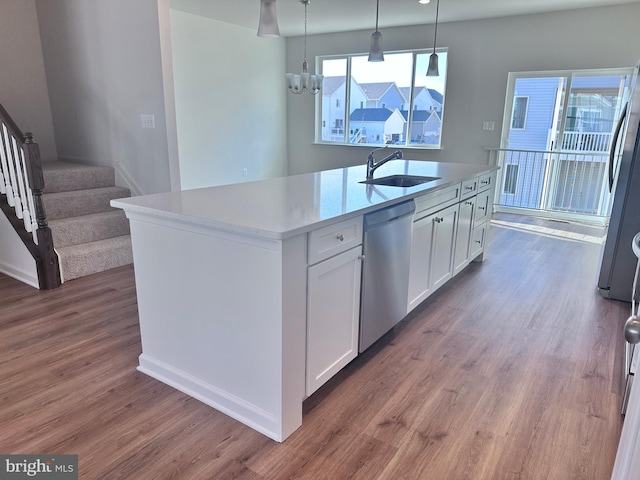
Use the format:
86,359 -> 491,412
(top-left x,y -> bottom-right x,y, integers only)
286,3 -> 640,175
0,0 -> 57,161
170,9 -> 287,189
35,0 -> 174,195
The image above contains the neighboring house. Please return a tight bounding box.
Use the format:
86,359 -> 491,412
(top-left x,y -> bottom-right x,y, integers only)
502,74 -> 625,214
349,108 -> 406,144
400,109 -> 442,144
399,87 -> 443,113
358,82 -> 405,110
321,76 -> 367,142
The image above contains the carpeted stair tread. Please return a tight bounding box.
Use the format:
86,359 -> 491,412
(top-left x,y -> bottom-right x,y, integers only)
42,161 -> 115,193
43,186 -> 131,220
56,235 -> 133,281
49,210 -> 130,248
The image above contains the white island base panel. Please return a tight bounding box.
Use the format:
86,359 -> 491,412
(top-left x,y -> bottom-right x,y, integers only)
126,213 -> 307,442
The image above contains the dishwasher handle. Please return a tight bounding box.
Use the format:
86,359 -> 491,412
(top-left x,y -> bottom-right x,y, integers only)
364,200 -> 416,230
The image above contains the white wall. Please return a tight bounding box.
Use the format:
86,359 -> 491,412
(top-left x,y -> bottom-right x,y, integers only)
170,10 -> 288,189
0,214 -> 38,288
35,0 -> 174,195
0,0 -> 57,161
286,3 -> 640,175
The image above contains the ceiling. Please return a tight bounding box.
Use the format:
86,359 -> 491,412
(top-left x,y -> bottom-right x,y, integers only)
171,0 -> 639,37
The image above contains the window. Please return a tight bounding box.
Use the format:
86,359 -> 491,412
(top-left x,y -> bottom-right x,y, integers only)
503,164 -> 519,195
318,49 -> 448,148
511,97 -> 529,130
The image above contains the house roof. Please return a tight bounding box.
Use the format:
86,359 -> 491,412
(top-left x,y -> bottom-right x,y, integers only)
399,86 -> 444,105
400,110 -> 441,122
349,108 -> 395,122
358,82 -> 395,100
427,89 -> 444,104
322,76 -> 346,96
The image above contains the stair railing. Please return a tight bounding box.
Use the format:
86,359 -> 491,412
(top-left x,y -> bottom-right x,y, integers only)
0,103 -> 60,289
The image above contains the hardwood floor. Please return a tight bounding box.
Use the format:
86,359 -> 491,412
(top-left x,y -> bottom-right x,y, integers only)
0,214 -> 629,479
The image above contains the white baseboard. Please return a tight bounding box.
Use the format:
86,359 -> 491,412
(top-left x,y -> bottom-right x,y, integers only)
137,353 -> 282,442
0,261 -> 39,289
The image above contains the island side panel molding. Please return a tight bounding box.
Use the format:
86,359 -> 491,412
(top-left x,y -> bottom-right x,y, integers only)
127,217 -> 307,442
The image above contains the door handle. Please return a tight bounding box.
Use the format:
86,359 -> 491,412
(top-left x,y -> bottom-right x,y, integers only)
609,102 -> 628,193
625,315 -> 640,344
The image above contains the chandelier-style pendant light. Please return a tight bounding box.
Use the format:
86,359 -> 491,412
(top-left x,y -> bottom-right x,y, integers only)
257,0 -> 280,38
286,0 -> 323,95
368,0 -> 384,62
427,0 -> 440,76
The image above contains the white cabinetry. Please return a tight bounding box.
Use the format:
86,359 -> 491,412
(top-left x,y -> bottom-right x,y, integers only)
430,204 -> 458,290
408,210 -> 436,310
408,184 -> 461,312
306,217 -> 363,396
453,197 -> 475,276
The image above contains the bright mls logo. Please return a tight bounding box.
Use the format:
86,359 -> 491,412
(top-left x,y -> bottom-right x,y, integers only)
1,455 -> 78,479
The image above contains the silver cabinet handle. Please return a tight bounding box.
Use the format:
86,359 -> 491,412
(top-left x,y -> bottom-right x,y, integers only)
481,180 -> 490,185
478,206 -> 486,210
358,255 -> 366,261
465,186 -> 474,190
465,201 -> 473,205
475,240 -> 482,244
625,315 -> 640,344
337,234 -> 344,241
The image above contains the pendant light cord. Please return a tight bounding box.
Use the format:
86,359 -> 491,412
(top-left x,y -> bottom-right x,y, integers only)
433,0 -> 440,54
375,0 -> 380,32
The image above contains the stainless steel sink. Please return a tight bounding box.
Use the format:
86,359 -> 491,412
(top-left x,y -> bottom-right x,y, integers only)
360,174 -> 441,187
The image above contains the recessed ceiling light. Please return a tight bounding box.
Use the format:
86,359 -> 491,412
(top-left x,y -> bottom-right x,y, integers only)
418,0 -> 431,4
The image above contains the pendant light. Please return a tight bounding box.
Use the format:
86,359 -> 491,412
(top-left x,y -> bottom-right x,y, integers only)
368,0 -> 384,62
286,0 -> 323,95
427,0 -> 440,76
257,0 -> 280,38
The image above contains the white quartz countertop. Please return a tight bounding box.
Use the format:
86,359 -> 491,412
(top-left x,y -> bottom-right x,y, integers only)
111,160 -> 498,240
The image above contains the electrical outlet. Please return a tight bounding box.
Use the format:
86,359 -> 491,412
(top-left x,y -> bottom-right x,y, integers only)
242,168 -> 248,177
140,114 -> 156,129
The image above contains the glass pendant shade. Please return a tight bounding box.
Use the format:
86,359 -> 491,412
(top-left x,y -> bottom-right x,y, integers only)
368,31 -> 384,62
427,52 -> 439,76
257,0 -> 280,38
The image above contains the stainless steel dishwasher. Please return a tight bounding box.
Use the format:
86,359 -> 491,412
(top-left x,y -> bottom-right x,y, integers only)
359,200 -> 416,352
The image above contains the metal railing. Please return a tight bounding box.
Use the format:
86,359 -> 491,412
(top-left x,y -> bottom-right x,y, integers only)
487,147 -> 613,221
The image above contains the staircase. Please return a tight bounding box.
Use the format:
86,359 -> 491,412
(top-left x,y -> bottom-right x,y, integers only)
42,161 -> 133,281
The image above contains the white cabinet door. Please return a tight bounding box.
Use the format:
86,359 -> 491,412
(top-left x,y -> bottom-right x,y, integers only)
475,190 -> 491,227
307,245 -> 362,396
408,211 -> 436,312
431,203 -> 458,290
453,198 -> 475,276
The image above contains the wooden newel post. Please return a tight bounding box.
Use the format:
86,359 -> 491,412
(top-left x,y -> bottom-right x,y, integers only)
24,133 -> 61,289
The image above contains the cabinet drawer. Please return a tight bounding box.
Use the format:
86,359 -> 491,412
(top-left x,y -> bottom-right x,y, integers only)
308,216 -> 363,264
414,183 -> 461,218
474,190 -> 491,227
478,172 -> 496,192
461,178 -> 478,199
469,223 -> 486,259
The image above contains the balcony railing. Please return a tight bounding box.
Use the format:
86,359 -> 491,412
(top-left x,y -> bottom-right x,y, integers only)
487,147 -> 613,222
560,131 -> 612,153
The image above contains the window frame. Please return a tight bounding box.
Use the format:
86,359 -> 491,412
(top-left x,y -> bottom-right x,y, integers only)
503,164 -> 519,195
315,47 -> 448,149
511,96 -> 529,130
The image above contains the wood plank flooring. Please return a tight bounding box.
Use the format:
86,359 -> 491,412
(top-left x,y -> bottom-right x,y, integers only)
0,214 -> 629,479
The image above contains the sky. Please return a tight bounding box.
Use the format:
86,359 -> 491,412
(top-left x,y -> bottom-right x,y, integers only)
321,50 -> 447,94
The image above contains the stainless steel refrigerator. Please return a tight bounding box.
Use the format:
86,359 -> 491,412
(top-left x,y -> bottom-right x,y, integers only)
598,64 -> 640,301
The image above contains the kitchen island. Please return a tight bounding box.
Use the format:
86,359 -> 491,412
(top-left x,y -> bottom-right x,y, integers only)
111,160 -> 499,442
